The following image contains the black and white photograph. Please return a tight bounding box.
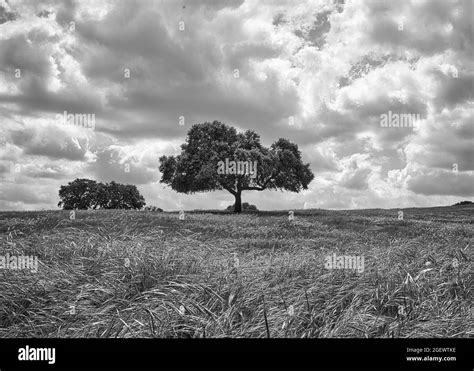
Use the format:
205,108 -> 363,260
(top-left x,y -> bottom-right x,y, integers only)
0,0 -> 472,369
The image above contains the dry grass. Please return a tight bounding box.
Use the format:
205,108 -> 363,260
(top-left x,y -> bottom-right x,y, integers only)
0,206 -> 472,338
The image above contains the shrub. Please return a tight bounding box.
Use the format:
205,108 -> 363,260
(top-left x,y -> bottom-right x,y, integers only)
453,200 -> 473,206
226,202 -> 258,212
143,206 -> 163,212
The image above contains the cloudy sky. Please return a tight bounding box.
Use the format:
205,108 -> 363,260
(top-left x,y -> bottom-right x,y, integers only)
0,0 -> 473,211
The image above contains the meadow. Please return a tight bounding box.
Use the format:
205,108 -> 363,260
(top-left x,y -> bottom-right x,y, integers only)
0,206 -> 472,338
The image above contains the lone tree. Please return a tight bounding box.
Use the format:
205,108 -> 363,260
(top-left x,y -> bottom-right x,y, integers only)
159,121 -> 314,213
58,178 -> 146,210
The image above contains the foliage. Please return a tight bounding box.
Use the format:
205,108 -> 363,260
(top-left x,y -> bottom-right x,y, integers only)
159,121 -> 314,213
57,178 -> 146,210
453,200 -> 473,206
226,202 -> 258,211
144,206 -> 163,212
0,206 -> 472,338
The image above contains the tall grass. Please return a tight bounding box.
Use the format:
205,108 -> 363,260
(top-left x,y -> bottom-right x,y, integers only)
0,207 -> 472,338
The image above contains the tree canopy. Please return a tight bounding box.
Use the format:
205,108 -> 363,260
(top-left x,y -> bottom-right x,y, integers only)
58,178 -> 146,210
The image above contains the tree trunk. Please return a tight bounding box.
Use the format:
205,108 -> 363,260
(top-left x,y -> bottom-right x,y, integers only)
234,192 -> 242,213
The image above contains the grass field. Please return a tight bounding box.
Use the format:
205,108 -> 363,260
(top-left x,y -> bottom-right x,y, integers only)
0,206 -> 472,338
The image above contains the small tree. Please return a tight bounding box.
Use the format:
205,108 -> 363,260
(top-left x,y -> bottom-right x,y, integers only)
159,121 -> 314,213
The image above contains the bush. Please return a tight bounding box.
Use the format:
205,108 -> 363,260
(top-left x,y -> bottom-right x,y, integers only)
143,206 -> 163,212
453,200 -> 473,206
226,202 -> 258,212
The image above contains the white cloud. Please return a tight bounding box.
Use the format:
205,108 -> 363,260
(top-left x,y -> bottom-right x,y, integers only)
1,0 -> 472,210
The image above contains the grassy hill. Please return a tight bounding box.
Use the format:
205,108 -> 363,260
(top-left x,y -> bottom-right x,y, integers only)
0,206 -> 472,338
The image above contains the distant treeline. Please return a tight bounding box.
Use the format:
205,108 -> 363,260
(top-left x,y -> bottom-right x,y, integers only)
453,201 -> 473,206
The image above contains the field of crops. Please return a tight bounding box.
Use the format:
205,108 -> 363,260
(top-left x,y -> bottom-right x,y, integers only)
0,206 -> 472,338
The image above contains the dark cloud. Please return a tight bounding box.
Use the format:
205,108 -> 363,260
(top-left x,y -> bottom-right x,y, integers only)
0,77 -> 103,117
0,4 -> 17,24
0,0 -> 472,210
434,71 -> 474,110
54,0 -> 77,27
37,9 -> 53,18
0,29 -> 103,118
0,33 -> 52,78
341,167 -> 371,190
409,110 -> 474,171
306,11 -> 332,49
273,13 -> 285,27
367,0 -> 473,56
408,171 -> 474,197
9,125 -> 90,161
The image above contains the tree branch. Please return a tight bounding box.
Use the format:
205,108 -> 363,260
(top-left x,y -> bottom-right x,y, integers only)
219,181 -> 237,195
244,167 -> 281,192
245,186 -> 266,191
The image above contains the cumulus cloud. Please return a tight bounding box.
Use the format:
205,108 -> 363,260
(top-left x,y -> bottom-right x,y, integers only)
0,0 -> 472,210
408,170 -> 474,197
9,122 -> 93,161
87,145 -> 159,185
